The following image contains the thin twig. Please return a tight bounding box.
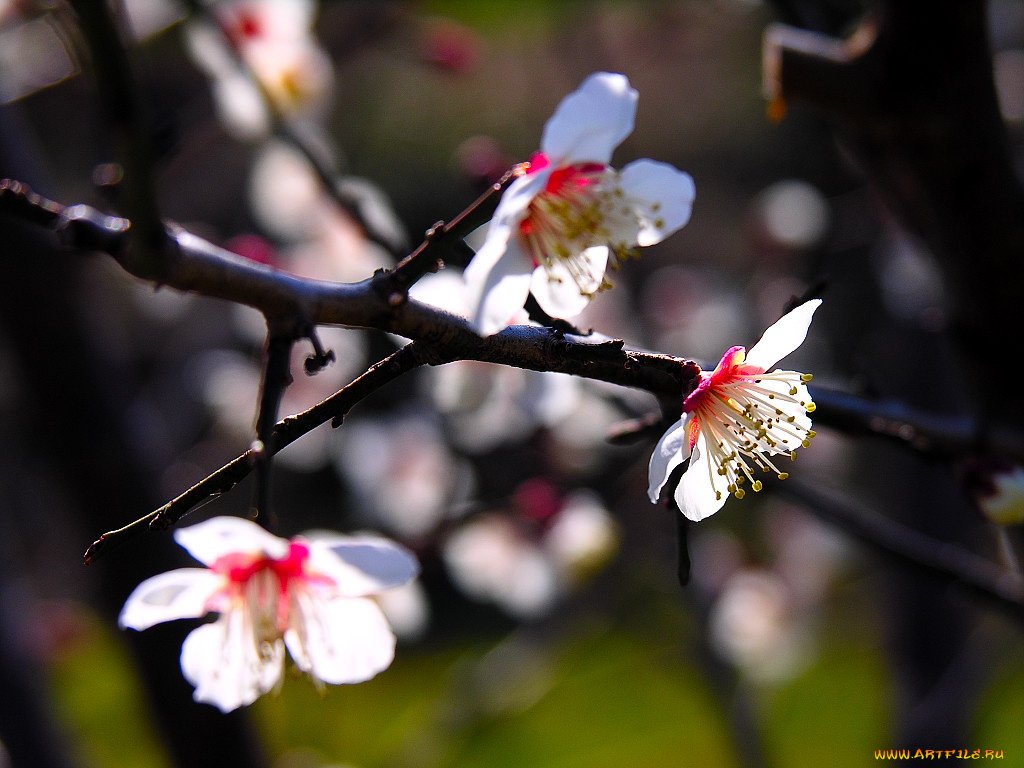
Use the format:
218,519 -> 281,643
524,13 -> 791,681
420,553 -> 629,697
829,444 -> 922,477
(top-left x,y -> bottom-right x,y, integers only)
83,342 -> 438,563
249,324 -> 297,531
377,163 -> 525,297
809,387 -> 1024,464
782,480 -> 1024,628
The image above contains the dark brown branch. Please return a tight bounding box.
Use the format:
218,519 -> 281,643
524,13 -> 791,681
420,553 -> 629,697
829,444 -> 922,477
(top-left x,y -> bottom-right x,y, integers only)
1,179 -> 696,398
810,387 -> 1024,464
68,0 -> 166,277
249,325 -> 297,531
83,342 -> 439,563
378,164 -> 526,297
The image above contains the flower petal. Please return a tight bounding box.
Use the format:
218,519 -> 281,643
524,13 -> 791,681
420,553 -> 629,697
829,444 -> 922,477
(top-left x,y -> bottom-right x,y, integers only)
173,516 -> 289,566
617,159 -> 696,247
674,434 -> 729,522
285,593 -> 396,684
464,234 -> 534,336
180,614 -> 284,712
529,245 -> 608,319
648,416 -> 693,503
119,568 -> 223,630
744,299 -> 821,371
540,72 -> 637,166
306,535 -> 419,596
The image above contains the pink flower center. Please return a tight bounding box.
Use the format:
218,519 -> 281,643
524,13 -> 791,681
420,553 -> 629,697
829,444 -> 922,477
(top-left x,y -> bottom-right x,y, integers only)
211,540 -> 323,637
683,347 -> 763,415
518,152 -> 609,272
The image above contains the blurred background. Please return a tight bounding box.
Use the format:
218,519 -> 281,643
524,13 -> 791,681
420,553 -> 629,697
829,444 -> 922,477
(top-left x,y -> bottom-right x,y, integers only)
2,1 -> 1024,766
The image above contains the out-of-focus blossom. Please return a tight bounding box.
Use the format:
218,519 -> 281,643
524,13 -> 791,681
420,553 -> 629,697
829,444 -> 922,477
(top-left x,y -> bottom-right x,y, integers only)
247,141 -> 406,264
443,513 -> 561,620
119,516 -> 418,712
332,412 -> 474,540
648,299 -> 820,521
374,579 -> 431,643
994,49 -> 1024,125
123,0 -> 185,40
708,569 -> 812,683
0,9 -> 77,103
963,458 -> 1024,526
750,179 -> 830,254
464,71 -> 695,336
185,0 -> 333,140
442,482 -> 618,619
542,490 -> 619,584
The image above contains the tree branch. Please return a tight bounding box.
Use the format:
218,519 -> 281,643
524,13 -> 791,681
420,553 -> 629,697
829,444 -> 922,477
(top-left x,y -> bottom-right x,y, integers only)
82,341 -> 440,562
782,480 -> 1024,628
1,178 -> 696,398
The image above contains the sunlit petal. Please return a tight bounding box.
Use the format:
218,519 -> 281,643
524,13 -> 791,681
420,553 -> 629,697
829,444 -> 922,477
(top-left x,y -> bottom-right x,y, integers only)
529,246 -> 608,319
617,159 -> 696,247
173,516 -> 289,566
647,416 -> 693,503
118,568 -> 222,630
674,435 -> 728,522
306,536 -> 420,596
465,236 -> 534,336
541,72 -> 637,165
180,614 -> 283,712
745,299 -> 821,371
285,594 -> 396,684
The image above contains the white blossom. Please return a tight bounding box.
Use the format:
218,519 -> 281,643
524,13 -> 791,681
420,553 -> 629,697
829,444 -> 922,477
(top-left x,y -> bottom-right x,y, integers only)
119,516 -> 418,712
648,300 -> 821,521
464,72 -> 695,335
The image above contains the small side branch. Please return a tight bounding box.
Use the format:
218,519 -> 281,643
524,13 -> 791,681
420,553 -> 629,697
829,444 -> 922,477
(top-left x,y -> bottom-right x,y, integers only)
810,387 -> 1024,464
83,342 -> 437,562
784,481 -> 1024,628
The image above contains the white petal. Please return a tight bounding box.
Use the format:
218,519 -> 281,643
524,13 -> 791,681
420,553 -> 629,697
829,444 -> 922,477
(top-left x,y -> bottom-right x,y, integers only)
180,615 -> 283,712
617,160 -> 696,247
465,237 -> 534,336
745,299 -> 821,371
540,72 -> 637,165
305,536 -> 419,597
173,516 -> 290,566
647,416 -> 692,503
529,246 -> 608,319
675,435 -> 729,522
119,568 -> 222,630
285,594 -> 396,684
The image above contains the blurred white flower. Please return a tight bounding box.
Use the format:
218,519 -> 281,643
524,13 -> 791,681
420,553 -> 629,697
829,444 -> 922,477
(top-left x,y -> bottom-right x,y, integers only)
708,569 -> 812,684
119,516 -> 418,712
443,484 -> 619,619
185,0 -> 333,140
332,413 -> 473,539
464,71 -> 695,335
374,579 -> 430,643
963,459 -> 1024,527
542,491 -> 619,584
0,10 -> 76,103
443,513 -> 560,620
